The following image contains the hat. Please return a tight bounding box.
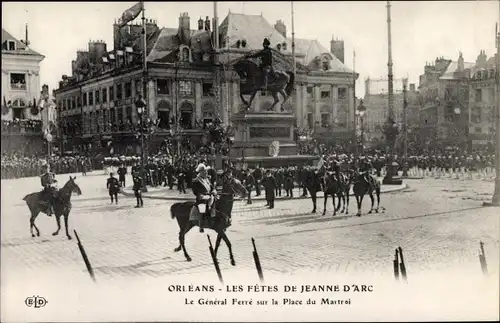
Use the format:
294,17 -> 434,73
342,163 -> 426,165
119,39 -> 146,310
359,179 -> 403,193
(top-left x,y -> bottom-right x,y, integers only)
196,164 -> 210,172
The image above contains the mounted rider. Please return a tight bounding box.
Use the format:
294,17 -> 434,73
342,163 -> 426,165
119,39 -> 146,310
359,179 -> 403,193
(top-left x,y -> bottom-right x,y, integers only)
40,163 -> 58,216
192,164 -> 218,233
358,157 -> 373,185
245,38 -> 278,89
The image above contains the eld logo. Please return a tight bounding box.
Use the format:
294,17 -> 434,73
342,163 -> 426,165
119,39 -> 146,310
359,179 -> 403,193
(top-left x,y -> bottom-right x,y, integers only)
25,296 -> 48,308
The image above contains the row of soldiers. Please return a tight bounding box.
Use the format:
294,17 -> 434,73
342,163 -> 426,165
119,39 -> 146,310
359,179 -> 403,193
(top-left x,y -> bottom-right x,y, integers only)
1,155 -> 93,180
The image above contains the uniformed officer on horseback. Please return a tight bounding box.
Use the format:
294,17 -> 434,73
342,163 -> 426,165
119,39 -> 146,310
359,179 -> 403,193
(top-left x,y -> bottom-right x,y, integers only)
40,163 -> 57,216
358,157 -> 373,185
245,38 -> 278,89
192,164 -> 218,233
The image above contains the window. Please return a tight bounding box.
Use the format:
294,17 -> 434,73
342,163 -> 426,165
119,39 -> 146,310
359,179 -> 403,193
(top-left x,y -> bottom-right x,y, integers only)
135,79 -> 142,96
95,90 -> 100,104
102,88 -> 107,103
474,127 -> 482,133
181,48 -> 190,62
157,79 -> 170,95
202,83 -> 214,96
321,113 -> 330,128
338,88 -> 347,100
179,81 -> 193,96
475,89 -> 482,102
203,111 -> 214,127
10,73 -> 26,90
471,107 -> 481,123
307,86 -> 314,99
320,90 -> 330,99
116,83 -> 123,100
88,91 -> 94,105
307,113 -> 314,129
72,97 -> 76,110
157,110 -> 171,129
124,82 -> 132,98
488,88 -> 495,102
109,86 -> 114,101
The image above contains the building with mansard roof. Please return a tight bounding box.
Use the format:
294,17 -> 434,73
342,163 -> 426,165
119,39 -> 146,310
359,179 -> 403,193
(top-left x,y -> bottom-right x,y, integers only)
1,27 -> 49,156
468,50 -> 497,150
55,11 -> 357,155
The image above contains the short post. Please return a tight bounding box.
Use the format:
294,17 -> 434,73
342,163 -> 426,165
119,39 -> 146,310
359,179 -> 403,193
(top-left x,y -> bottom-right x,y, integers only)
479,241 -> 488,275
393,248 -> 400,281
398,246 -> 408,283
207,235 -> 224,284
74,230 -> 96,282
252,238 -> 265,283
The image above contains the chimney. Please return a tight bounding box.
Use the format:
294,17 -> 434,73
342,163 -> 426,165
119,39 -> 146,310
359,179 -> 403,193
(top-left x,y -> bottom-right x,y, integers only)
198,17 -> 204,30
178,13 -> 191,44
274,20 -> 287,38
205,16 -> 210,31
457,51 -> 464,72
330,36 -> 345,64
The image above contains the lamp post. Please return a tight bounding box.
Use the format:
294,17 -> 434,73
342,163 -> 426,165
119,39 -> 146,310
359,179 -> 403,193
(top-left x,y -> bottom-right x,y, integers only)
355,100 -> 366,157
135,95 -> 148,192
402,78 -> 409,177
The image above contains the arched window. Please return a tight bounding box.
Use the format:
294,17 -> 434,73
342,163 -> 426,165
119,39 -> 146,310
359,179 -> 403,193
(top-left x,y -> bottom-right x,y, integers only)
320,105 -> 331,128
182,47 -> 190,62
321,56 -> 330,71
179,101 -> 194,129
157,100 -> 171,130
202,102 -> 215,128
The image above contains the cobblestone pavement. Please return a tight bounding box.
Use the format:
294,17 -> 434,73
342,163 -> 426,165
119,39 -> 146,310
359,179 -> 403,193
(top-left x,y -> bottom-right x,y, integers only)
2,172 -> 498,284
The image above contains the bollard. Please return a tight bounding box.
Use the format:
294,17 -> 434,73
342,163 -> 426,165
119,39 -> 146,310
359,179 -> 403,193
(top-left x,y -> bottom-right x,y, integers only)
252,238 -> 265,283
398,247 -> 408,283
74,230 -> 96,282
479,241 -> 488,275
393,248 -> 400,281
208,235 -> 224,284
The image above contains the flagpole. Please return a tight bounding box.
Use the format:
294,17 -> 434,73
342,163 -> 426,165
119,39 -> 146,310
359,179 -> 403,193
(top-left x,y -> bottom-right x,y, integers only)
140,1 -> 149,191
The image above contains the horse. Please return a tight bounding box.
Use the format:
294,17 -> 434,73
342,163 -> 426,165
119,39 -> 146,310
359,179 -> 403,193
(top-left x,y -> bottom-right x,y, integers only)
322,171 -> 351,216
350,171 -> 381,216
22,176 -> 82,239
233,59 -> 295,112
170,176 -> 247,264
303,168 -> 324,214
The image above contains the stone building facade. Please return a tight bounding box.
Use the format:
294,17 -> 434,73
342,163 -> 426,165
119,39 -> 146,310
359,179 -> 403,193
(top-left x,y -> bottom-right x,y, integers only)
55,12 -> 357,155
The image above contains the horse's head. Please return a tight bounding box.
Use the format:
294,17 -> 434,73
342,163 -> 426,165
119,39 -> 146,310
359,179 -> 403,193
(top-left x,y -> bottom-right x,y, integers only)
65,176 -> 82,196
233,59 -> 260,81
223,176 -> 247,198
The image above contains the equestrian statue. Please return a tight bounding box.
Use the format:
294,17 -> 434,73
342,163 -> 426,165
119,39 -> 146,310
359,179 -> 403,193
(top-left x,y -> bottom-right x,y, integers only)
233,38 -> 295,112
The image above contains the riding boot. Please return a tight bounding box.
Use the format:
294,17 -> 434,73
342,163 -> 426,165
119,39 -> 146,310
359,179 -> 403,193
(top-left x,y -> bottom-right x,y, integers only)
199,214 -> 204,233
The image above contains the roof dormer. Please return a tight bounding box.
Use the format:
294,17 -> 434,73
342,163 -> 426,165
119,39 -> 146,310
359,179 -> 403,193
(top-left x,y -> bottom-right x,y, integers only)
2,40 -> 16,51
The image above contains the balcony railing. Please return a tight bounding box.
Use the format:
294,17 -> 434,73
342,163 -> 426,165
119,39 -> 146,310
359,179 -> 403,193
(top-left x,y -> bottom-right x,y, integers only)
10,82 -> 27,90
1,119 -> 43,135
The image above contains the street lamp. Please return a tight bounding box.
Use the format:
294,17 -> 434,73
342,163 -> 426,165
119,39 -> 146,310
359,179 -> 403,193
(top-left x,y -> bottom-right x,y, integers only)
135,94 -> 148,192
355,100 -> 367,160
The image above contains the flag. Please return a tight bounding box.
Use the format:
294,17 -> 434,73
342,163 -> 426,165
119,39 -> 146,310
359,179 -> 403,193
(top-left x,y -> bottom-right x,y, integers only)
119,2 -> 143,28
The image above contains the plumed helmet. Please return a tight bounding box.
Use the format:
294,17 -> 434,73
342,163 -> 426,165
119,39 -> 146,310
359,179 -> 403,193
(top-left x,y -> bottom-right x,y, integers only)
263,38 -> 271,47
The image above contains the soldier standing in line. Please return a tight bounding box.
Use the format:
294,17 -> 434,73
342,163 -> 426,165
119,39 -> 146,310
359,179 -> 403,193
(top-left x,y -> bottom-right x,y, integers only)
132,172 -> 144,208
106,172 -> 121,204
261,169 -> 277,209
177,165 -> 187,194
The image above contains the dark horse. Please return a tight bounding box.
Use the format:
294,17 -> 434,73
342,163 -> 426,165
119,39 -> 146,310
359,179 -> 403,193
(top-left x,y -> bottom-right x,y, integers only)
350,171 -> 381,216
170,177 -> 247,264
322,172 -> 351,216
233,59 -> 295,112
22,176 -> 82,239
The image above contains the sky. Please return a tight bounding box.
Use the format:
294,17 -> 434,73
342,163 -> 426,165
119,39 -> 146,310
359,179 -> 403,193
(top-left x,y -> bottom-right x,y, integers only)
2,1 -> 499,97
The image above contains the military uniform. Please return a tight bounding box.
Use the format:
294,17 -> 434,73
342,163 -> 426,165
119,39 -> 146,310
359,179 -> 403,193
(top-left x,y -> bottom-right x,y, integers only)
132,174 -> 144,208
40,167 -> 57,216
192,171 -> 216,233
261,170 -> 277,209
107,173 -> 121,204
117,165 -> 127,187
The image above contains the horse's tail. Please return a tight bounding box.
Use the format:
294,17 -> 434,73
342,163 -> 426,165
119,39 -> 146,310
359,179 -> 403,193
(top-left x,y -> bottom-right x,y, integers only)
170,203 -> 177,219
285,71 -> 295,96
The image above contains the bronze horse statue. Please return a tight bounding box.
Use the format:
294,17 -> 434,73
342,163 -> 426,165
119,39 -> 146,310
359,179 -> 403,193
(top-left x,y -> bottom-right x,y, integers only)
170,176 -> 247,265
233,59 -> 295,112
23,176 -> 82,239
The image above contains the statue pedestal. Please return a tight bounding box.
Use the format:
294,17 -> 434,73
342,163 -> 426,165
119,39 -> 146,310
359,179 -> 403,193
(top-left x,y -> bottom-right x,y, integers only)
229,111 -> 309,168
